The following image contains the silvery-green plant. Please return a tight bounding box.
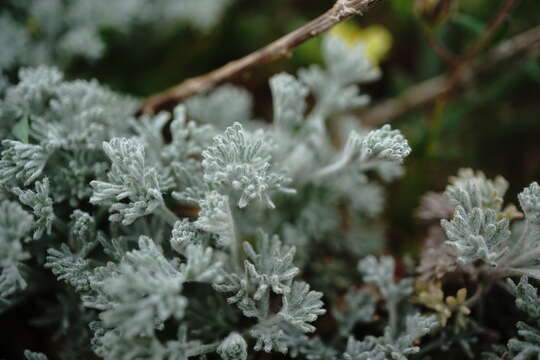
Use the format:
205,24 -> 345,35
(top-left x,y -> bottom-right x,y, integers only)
442,169 -> 540,279
484,277 -> 540,360
4,21 -> 540,358
0,33 -> 422,359
413,169 -> 540,359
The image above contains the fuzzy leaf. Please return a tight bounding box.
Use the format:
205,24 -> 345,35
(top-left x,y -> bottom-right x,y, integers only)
442,206 -> 510,265
202,122 -> 295,208
278,281 -> 326,333
13,178 -> 55,240
90,138 -> 164,225
358,256 -> 413,303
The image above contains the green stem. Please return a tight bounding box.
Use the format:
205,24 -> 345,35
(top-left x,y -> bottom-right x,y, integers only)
313,152 -> 352,179
259,289 -> 271,319
156,204 -> 180,226
226,196 -> 242,272
387,300 -> 398,340
505,221 -> 539,269
186,342 -> 219,357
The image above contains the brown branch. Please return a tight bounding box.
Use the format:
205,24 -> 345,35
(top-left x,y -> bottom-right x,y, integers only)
360,25 -> 540,126
424,28 -> 459,66
462,0 -> 521,60
427,0 -> 521,110
140,0 -> 383,115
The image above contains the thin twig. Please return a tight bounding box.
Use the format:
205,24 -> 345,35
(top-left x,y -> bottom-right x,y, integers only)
428,0 -> 521,115
360,25 -> 540,125
424,26 -> 459,66
438,0 -> 521,100
461,0 -> 521,60
140,0 -> 383,114
465,283 -> 484,308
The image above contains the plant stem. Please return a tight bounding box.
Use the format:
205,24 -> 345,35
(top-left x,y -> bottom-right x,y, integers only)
186,342 -> 220,357
504,221 -> 536,269
387,299 -> 398,340
227,196 -> 242,272
313,152 -> 352,179
465,283 -> 484,308
462,0 -> 521,60
156,204 -> 180,226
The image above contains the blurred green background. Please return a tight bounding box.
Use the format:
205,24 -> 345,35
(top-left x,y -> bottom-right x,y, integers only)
68,0 -> 540,256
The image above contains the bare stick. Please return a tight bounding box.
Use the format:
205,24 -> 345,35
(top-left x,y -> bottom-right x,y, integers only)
422,0 -> 521,117
423,26 -> 459,66
140,0 -> 383,114
462,0 -> 521,60
361,25 -> 540,126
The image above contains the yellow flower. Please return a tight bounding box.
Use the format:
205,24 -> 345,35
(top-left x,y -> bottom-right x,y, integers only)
330,22 -> 393,65
498,204 -> 524,221
414,281 -> 451,326
446,288 -> 471,328
413,281 -> 471,327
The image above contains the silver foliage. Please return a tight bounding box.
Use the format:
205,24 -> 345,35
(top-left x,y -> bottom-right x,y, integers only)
186,85 -> 253,129
441,170 -> 540,280
358,255 -> 413,303
519,182 -> 540,224
0,201 -> 32,298
13,178 -> 55,240
442,205 -> 510,265
344,314 -> 438,360
0,33 -> 424,360
90,138 -> 165,226
217,332 -> 248,360
202,122 -> 295,208
84,236 -> 186,340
